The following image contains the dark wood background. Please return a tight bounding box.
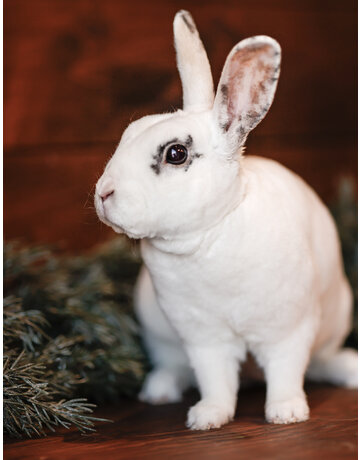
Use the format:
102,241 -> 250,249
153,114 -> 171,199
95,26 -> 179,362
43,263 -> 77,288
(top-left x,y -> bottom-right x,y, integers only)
4,0 -> 357,251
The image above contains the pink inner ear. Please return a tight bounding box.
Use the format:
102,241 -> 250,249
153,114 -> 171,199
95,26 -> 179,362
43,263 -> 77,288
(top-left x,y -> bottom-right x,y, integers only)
227,43 -> 277,128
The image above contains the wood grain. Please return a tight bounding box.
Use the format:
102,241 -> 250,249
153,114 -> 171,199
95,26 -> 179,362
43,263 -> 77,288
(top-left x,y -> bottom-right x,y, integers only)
4,384 -> 357,460
4,142 -> 116,250
4,0 -> 356,147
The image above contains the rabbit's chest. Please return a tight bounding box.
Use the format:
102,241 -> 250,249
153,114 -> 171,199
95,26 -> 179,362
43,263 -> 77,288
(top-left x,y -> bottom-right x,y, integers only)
142,242 -> 281,340
141,231 -> 313,343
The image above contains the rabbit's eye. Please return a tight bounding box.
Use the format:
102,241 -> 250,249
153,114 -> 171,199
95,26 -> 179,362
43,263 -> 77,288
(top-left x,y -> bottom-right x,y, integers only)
165,144 -> 188,165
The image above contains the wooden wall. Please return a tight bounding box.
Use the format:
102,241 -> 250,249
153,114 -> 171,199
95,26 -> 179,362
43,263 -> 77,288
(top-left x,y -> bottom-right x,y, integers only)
4,0 -> 357,251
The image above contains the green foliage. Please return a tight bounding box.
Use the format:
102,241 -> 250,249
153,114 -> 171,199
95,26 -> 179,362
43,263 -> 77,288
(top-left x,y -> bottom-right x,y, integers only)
3,239 -> 148,438
4,350 -> 106,438
330,177 -> 358,347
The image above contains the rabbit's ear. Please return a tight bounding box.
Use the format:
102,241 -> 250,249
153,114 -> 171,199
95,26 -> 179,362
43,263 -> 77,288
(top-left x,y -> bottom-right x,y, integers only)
213,36 -> 281,152
174,10 -> 214,111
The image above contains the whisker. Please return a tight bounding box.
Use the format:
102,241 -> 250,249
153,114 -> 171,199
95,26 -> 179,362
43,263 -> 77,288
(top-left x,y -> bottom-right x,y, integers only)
84,184 -> 96,209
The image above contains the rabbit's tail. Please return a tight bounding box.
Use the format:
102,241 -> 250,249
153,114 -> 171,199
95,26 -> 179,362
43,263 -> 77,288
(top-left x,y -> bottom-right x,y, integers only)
307,275 -> 357,388
307,348 -> 357,388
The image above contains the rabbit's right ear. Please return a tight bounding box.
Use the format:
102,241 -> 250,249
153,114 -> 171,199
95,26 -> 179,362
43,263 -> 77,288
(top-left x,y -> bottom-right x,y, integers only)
213,36 -> 281,154
174,10 -> 214,112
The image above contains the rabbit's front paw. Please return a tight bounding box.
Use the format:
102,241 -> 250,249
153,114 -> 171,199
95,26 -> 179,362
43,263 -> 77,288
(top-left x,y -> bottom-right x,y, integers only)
186,400 -> 234,430
266,396 -> 309,424
139,369 -> 183,405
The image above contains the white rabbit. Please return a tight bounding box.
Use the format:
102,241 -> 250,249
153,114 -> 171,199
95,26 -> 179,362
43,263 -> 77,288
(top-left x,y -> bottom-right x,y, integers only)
95,10 -> 357,430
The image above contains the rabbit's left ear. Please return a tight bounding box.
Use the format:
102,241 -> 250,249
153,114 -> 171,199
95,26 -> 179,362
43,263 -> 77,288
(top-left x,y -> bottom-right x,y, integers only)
174,10 -> 214,111
213,36 -> 281,152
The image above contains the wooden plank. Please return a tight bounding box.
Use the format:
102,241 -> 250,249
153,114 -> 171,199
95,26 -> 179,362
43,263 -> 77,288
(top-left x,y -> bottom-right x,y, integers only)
4,384 -> 357,460
4,142 -> 116,251
4,0 -> 356,148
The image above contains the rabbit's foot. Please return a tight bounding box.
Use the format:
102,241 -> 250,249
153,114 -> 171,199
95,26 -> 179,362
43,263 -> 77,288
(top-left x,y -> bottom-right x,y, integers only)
266,395 -> 309,424
186,399 -> 234,430
138,368 -> 183,404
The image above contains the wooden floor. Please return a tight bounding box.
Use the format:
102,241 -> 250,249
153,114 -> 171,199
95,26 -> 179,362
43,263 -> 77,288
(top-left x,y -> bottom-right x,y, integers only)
4,384 -> 357,460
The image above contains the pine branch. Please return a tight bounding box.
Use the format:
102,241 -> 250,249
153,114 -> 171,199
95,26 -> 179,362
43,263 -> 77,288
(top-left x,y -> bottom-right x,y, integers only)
3,351 -> 109,438
3,238 -> 147,438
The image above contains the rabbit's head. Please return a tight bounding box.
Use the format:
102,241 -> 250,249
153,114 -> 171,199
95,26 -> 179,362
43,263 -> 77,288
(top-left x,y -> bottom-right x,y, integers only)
95,10 -> 281,240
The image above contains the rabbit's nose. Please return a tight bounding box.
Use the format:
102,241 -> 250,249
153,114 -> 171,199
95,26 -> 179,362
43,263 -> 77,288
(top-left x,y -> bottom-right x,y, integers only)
101,190 -> 114,202
97,177 -> 115,202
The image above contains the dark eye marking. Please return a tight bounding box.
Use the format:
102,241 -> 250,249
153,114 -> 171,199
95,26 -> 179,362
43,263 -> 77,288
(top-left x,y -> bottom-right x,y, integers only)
184,134 -> 193,148
151,138 -> 178,174
184,152 -> 203,172
150,134 -> 202,175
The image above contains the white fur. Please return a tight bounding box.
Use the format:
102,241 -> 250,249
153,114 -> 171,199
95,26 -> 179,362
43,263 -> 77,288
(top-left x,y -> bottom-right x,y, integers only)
174,10 -> 214,111
95,10 -> 357,430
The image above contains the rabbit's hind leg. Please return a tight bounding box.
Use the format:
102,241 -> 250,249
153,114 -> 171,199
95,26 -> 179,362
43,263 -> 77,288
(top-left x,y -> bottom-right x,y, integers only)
135,266 -> 195,404
138,342 -> 194,404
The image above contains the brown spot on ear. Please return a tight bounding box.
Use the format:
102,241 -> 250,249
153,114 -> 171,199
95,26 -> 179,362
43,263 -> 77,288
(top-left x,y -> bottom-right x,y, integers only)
236,125 -> 247,143
225,41 -> 280,133
250,86 -> 260,106
246,110 -> 261,123
221,84 -> 229,102
251,80 -> 266,106
181,12 -> 196,33
220,85 -> 231,131
221,120 -> 231,132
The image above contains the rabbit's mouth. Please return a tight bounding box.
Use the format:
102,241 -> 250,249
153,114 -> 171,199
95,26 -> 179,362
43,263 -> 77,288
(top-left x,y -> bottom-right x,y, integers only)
109,219 -> 149,239
94,186 -> 150,239
108,222 -> 125,234
95,194 -> 122,232
97,204 -> 146,239
110,221 -> 147,239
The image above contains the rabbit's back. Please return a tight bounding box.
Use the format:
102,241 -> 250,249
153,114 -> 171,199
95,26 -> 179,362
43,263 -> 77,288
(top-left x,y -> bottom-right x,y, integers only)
242,154 -> 342,294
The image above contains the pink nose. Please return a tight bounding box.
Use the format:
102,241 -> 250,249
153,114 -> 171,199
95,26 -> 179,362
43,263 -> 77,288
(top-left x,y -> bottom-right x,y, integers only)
101,190 -> 114,202
98,177 -> 115,202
